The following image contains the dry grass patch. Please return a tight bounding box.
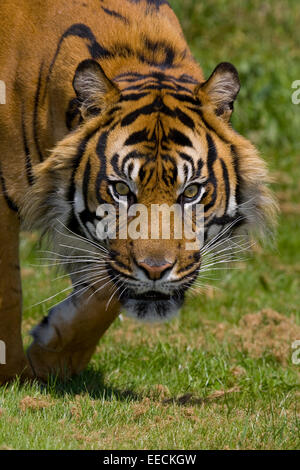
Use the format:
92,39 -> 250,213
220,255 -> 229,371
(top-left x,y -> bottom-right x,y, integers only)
19,396 -> 53,412
215,309 -> 300,364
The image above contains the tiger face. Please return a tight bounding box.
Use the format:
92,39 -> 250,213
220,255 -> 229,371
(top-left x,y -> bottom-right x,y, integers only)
26,60 -> 276,322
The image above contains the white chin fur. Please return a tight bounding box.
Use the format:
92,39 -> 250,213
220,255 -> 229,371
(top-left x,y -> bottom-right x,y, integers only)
122,300 -> 181,324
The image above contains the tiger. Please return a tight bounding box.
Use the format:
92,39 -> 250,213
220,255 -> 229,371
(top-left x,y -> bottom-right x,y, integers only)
0,0 -> 277,383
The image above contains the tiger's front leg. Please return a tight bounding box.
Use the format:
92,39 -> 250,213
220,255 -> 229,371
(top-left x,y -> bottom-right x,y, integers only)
0,195 -> 34,384
27,287 -> 121,381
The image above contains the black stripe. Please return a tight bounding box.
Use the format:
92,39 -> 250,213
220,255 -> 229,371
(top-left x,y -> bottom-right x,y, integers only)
138,164 -> 147,183
128,0 -> 170,8
67,131 -> 99,237
143,84 -> 176,91
95,131 -> 109,202
121,101 -> 157,126
101,116 -> 116,129
206,133 -> 218,165
119,83 -> 147,92
114,73 -> 149,82
231,145 -> 242,205
115,74 -> 195,93
155,100 -> 175,117
206,214 -> 238,228
66,98 -> 81,130
107,106 -> 122,116
110,43 -> 135,59
125,129 -> 149,146
182,163 -> 189,183
67,129 -> 98,204
121,151 -> 145,175
178,152 -> 195,168
204,133 -> 218,212
115,71 -> 197,85
139,164 -> 154,185
121,92 -> 148,102
220,158 -> 230,212
167,128 -> 193,148
143,37 -> 176,67
111,258 -> 132,273
111,153 -> 124,178
21,110 -> 34,185
175,107 -> 195,129
44,24 -> 111,100
178,152 -> 195,176
101,7 -> 129,23
169,93 -> 200,106
122,82 -> 177,93
177,262 -> 198,275
138,54 -> 178,69
187,106 -> 230,144
195,158 -> 204,178
127,162 -> 134,179
162,164 -> 177,186
33,63 -> 45,162
0,162 -> 18,212
78,208 -> 96,226
82,157 -> 91,209
161,73 -> 197,88
177,74 -> 198,85
121,95 -> 180,127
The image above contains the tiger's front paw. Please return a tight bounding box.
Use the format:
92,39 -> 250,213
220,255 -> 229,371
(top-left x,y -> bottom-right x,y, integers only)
26,305 -> 96,381
26,292 -> 120,381
0,356 -> 35,385
26,340 -> 95,382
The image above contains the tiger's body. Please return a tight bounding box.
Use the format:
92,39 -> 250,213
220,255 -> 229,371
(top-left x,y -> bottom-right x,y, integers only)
0,0 -> 276,383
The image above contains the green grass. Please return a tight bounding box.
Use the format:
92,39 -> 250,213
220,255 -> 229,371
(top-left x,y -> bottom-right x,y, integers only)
1,0 -> 300,450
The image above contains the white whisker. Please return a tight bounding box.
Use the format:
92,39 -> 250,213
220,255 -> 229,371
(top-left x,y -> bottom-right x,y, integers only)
105,279 -> 125,311
58,243 -> 108,258
52,265 -> 107,281
55,221 -> 109,253
87,275 -> 120,304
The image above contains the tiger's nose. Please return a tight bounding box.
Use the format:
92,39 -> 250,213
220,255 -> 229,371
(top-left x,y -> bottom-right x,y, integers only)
137,258 -> 174,280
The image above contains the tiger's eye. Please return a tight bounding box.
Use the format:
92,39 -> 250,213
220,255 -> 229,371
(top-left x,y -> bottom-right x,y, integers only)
115,182 -> 130,196
183,184 -> 199,199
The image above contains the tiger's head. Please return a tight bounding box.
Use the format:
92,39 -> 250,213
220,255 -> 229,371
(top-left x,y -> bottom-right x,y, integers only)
25,59 -> 277,321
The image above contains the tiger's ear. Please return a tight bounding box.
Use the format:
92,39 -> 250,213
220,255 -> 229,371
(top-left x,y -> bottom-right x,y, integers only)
73,59 -> 120,118
196,62 -> 240,121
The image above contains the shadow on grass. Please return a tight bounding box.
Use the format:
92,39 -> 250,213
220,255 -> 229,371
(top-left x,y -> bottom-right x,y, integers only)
23,369 -> 242,408
39,367 -> 142,402
18,369 -> 211,406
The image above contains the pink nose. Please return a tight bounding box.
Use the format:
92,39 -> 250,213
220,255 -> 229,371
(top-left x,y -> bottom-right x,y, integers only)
138,259 -> 173,280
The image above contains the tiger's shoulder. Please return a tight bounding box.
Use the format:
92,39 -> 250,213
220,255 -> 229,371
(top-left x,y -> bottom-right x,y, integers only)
0,0 -> 202,209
